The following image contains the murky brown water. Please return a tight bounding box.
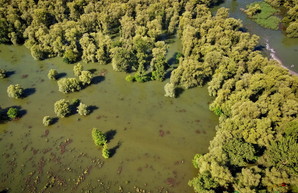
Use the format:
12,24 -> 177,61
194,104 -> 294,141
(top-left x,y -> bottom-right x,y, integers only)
0,45 -> 218,193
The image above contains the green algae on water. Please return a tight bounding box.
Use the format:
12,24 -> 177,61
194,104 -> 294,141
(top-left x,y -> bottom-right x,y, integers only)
244,1 -> 281,30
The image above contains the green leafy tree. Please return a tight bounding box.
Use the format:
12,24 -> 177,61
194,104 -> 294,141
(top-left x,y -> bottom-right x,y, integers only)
0,69 -> 6,78
77,103 -> 90,116
78,70 -> 93,85
54,99 -> 71,118
7,84 -> 24,99
57,78 -> 81,93
102,143 -> 110,159
91,128 -> 107,147
48,69 -> 58,80
164,82 -> 176,98
7,107 -> 19,119
73,63 -> 83,76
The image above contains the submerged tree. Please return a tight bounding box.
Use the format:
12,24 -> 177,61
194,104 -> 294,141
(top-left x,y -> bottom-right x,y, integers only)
48,69 -> 58,80
57,78 -> 81,93
54,99 -> 71,118
7,84 -> 24,99
77,102 -> 90,116
0,69 -> 6,78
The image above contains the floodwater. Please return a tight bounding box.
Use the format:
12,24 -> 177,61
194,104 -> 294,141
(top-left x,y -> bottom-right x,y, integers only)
0,45 -> 218,193
213,0 -> 298,73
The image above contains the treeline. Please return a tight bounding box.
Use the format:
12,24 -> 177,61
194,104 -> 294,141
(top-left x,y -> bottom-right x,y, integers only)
264,0 -> 298,38
0,0 -> 220,82
167,4 -> 298,193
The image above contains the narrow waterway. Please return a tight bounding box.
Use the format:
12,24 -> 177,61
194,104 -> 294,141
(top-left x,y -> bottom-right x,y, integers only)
213,0 -> 298,73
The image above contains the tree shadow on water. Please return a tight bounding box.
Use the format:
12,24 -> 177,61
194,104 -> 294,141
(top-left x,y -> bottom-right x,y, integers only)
92,76 -> 105,85
23,88 -> 36,98
56,72 -> 67,80
6,71 -> 15,78
109,141 -> 121,158
105,129 -> 117,143
87,105 -> 98,114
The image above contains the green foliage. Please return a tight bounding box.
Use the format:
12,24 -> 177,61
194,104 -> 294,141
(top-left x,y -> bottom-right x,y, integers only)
164,82 -> 176,98
192,154 -> 202,169
125,74 -> 135,82
78,71 -> 93,85
48,69 -> 58,80
189,172 -> 219,192
245,2 -> 281,30
286,21 -> 298,38
91,128 -> 107,147
42,116 -> 54,126
0,69 -> 6,78
102,143 -> 110,159
7,84 -> 24,99
54,99 -> 71,118
57,78 -> 81,93
63,48 -> 79,64
222,138 -> 257,166
7,107 -> 19,119
77,103 -> 90,116
73,63 -> 83,76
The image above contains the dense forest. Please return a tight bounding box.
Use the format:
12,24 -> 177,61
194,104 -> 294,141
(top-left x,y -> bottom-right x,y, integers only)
0,0 -> 297,192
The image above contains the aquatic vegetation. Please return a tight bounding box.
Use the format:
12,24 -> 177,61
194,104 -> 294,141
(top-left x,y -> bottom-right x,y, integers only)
78,71 -> 93,86
57,78 -> 81,93
244,2 -> 281,30
7,84 -> 24,99
54,99 -> 71,118
7,107 -> 19,119
73,63 -> 83,77
77,103 -> 90,116
101,143 -> 110,159
47,69 -> 58,80
91,128 -> 107,147
0,69 -> 6,78
42,116 -> 54,126
164,83 -> 176,98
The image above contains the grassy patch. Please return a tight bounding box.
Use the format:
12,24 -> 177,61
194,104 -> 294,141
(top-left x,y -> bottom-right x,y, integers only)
245,1 -> 281,30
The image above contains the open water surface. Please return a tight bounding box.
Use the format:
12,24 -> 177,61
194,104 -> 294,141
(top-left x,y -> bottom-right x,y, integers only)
0,45 -> 218,193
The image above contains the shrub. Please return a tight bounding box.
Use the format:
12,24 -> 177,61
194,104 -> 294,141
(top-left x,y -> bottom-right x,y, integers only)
125,74 -> 135,82
42,116 -> 54,126
164,82 -> 176,98
77,103 -> 90,116
0,69 -> 6,78
91,128 -> 107,147
7,84 -> 24,99
7,107 -> 19,119
57,78 -> 81,93
73,63 -> 83,76
48,69 -> 58,80
54,99 -> 71,118
79,71 -> 93,85
102,143 -> 110,159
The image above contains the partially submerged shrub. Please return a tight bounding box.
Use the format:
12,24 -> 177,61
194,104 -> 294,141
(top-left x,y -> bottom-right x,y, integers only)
57,78 -> 81,93
7,84 -> 24,99
92,128 -> 107,147
42,116 -> 54,126
54,99 -> 71,118
79,71 -> 93,85
0,69 -> 6,78
48,69 -> 58,80
73,63 -> 83,76
7,107 -> 19,119
164,82 -> 176,98
77,103 -> 90,116
102,143 -> 110,159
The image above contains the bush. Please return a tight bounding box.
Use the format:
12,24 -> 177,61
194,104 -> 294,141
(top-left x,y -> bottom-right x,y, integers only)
42,116 -> 54,126
48,69 -> 58,80
102,143 -> 110,159
54,99 -> 71,118
0,69 -> 6,78
73,63 -> 83,76
57,78 -> 81,93
7,107 -> 19,119
77,103 -> 90,116
91,128 -> 107,147
7,84 -> 24,99
164,82 -> 176,98
125,74 -> 135,82
79,71 -> 93,85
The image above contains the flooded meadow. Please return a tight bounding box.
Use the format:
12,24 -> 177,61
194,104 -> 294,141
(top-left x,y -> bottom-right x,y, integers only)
0,45 -> 218,193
